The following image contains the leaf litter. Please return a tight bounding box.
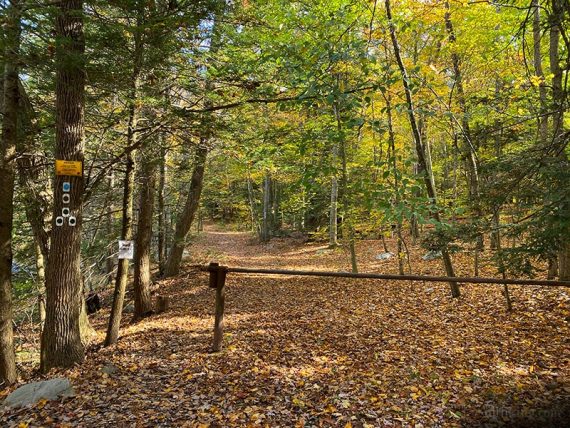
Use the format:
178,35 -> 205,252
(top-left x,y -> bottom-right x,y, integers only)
2,226 -> 569,427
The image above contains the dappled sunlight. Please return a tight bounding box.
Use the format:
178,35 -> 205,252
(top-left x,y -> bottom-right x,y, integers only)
4,228 -> 569,427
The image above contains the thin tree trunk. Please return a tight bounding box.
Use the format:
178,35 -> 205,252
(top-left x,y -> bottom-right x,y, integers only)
0,0 -> 21,386
383,89 -> 406,275
41,0 -> 86,371
334,101 -> 358,273
105,0 -> 143,344
105,151 -> 136,346
386,0 -> 460,297
34,241 -> 46,328
533,0 -> 549,141
164,145 -> 208,276
329,177 -> 339,246
105,172 -> 115,282
157,144 -> 166,275
163,7 -> 223,276
261,172 -> 271,242
444,1 -> 484,260
246,171 -> 259,235
490,81 -> 503,250
133,155 -> 156,319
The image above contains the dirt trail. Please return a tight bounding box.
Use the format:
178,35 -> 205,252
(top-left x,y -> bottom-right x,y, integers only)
2,227 -> 569,427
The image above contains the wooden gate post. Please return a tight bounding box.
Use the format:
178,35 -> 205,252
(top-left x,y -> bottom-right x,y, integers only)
212,265 -> 227,352
208,262 -> 219,289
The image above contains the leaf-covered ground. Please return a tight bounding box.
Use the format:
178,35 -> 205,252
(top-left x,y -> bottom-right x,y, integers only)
2,226 -> 570,427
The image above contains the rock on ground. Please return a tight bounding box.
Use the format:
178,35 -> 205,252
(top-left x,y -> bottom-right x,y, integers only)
2,378 -> 75,409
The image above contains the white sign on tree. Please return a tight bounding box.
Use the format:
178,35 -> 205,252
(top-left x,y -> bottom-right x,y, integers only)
118,240 -> 134,260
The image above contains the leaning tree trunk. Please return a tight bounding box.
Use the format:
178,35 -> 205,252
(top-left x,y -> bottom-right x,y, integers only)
105,2 -> 143,344
105,151 -> 136,346
386,0 -> 460,297
163,8 -> 222,276
41,0 -> 86,372
164,144 -> 208,277
133,154 -> 156,319
0,0 -> 21,386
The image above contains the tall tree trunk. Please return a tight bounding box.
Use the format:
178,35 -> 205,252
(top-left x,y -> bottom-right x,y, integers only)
386,0 -> 460,297
533,0 -> 549,141
490,81 -> 503,250
164,144 -> 208,276
157,143 -> 167,275
548,0 -> 570,279
0,0 -> 21,386
334,102 -> 358,273
17,155 -> 51,330
261,172 -> 271,242
383,90 -> 406,275
531,8 -> 559,276
163,7 -> 223,276
444,1 -> 483,255
246,170 -> 259,235
133,155 -> 156,319
105,172 -> 115,282
41,0 -> 86,371
105,0 -> 143,344
329,150 -> 339,247
105,152 -> 136,346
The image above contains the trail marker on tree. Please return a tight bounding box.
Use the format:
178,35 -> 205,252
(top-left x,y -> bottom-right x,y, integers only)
118,240 -> 134,260
55,160 -> 82,177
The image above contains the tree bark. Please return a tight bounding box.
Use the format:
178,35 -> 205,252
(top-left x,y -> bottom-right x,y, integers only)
383,89 -> 406,275
444,1 -> 483,255
0,0 -> 21,387
164,144 -> 208,276
329,149 -> 339,247
105,151 -> 136,346
105,172 -> 115,282
105,0 -> 144,344
163,7 -> 223,276
533,0 -> 549,141
41,0 -> 86,372
34,241 -> 46,328
133,154 -> 156,319
386,0 -> 460,297
548,0 -> 570,279
261,172 -> 271,242
157,143 -> 167,275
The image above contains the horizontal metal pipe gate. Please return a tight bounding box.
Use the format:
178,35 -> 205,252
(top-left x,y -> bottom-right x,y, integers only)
203,262 -> 570,352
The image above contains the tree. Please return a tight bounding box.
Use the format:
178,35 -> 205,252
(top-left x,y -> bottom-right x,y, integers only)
41,0 -> 87,371
164,5 -> 224,276
133,151 -> 156,318
385,0 -> 460,297
0,0 -> 21,386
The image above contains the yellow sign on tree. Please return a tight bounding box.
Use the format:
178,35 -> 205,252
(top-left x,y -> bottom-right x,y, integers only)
55,160 -> 82,177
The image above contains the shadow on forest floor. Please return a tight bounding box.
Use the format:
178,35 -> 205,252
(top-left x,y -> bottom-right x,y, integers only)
2,225 -> 569,427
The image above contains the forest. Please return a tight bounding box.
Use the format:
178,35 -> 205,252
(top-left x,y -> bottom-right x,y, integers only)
1,0 -> 569,426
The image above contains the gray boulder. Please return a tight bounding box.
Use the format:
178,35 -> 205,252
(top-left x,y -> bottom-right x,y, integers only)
422,250 -> 442,261
2,378 -> 75,409
375,252 -> 394,260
